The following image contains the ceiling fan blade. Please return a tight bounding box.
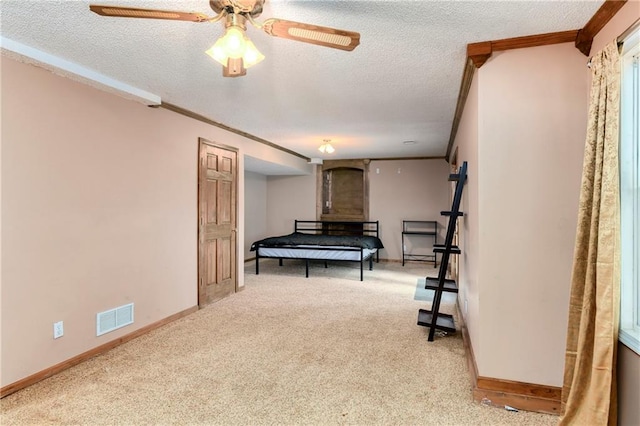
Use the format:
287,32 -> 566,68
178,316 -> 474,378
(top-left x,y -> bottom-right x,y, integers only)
262,19 -> 360,51
89,5 -> 210,22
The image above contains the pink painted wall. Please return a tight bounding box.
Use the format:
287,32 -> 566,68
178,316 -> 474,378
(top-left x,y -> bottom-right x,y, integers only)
369,159 -> 450,261
0,57 -> 309,388
591,0 -> 639,54
477,43 -> 588,386
266,171 -> 318,237
244,171 -> 268,260
449,0 -> 640,406
451,43 -> 589,387
451,70 -> 482,362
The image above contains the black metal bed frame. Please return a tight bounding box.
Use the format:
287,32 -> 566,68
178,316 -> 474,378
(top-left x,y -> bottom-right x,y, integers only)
254,220 -> 381,281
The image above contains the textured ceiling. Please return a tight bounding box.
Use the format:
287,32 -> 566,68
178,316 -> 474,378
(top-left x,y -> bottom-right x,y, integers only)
1,0 -> 603,167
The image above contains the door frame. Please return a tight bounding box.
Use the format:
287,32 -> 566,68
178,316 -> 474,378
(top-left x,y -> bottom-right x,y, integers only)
197,137 -> 239,307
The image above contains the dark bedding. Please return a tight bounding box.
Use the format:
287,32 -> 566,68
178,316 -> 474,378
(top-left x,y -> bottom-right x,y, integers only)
250,232 -> 384,251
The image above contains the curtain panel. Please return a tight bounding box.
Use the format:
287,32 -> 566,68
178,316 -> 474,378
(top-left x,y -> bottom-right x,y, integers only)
560,40 -> 621,426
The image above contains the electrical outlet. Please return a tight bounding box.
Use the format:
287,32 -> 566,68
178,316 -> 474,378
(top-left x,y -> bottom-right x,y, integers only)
53,321 -> 64,339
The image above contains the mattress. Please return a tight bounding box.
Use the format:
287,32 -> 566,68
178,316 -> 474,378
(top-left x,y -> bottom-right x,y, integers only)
251,232 -> 384,252
257,245 -> 378,261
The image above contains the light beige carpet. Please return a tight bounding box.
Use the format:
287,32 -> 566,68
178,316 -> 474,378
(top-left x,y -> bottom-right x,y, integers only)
1,260 -> 556,425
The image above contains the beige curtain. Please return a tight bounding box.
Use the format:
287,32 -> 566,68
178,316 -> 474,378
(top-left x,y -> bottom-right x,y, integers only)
560,40 -> 621,426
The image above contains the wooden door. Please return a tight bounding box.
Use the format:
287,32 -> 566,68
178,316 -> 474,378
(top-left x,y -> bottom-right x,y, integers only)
198,139 -> 237,307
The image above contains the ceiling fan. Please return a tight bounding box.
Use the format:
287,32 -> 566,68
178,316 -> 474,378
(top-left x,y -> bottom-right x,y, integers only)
89,0 -> 361,77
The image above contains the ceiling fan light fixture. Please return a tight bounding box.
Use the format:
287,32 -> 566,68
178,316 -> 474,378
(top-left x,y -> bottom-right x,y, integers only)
205,21 -> 264,76
221,27 -> 246,58
242,39 -> 265,68
90,2 -> 360,78
206,26 -> 245,65
318,141 -> 335,154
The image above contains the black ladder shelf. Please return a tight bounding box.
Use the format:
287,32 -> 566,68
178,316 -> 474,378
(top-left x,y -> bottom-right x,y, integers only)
417,161 -> 467,341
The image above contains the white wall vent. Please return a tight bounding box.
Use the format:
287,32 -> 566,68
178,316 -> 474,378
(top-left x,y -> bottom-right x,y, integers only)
96,303 -> 134,336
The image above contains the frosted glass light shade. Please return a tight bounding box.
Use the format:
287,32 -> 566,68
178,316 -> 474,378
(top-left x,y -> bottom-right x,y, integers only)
206,27 -> 264,70
242,39 -> 265,68
318,143 -> 335,154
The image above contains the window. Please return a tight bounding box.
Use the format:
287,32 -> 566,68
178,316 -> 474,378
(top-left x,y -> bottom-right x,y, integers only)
620,28 -> 640,354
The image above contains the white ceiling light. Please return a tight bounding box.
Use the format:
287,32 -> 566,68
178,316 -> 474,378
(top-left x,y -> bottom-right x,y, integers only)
318,139 -> 335,154
205,14 -> 264,77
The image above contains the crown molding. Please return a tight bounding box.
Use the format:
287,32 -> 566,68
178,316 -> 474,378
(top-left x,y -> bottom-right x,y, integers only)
467,30 -> 579,68
445,58 -> 476,160
160,102 -> 308,160
447,0 -> 628,161
576,0 -> 628,56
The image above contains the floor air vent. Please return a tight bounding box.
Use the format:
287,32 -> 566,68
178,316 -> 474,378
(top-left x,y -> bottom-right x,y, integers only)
96,303 -> 134,336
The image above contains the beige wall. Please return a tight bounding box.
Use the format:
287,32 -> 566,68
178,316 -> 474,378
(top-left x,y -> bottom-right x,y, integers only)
477,43 -> 588,386
451,71 -> 482,361
1,57 -> 309,388
369,159 -> 450,260
266,171 -> 318,237
451,43 -> 589,386
244,171 -> 268,260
